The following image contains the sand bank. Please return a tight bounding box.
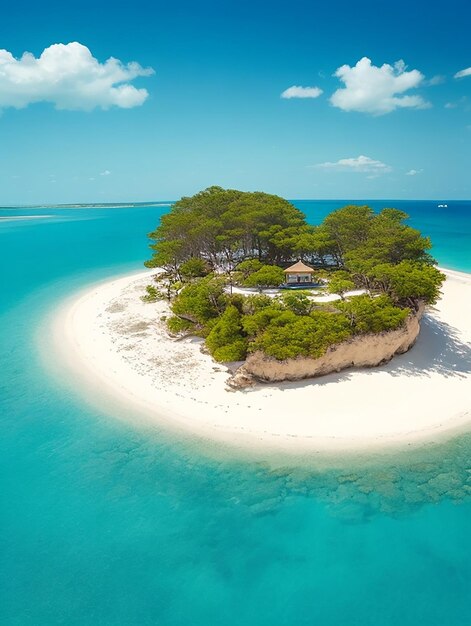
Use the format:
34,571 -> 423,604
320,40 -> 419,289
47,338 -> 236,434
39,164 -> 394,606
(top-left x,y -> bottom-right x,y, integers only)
52,268 -> 471,454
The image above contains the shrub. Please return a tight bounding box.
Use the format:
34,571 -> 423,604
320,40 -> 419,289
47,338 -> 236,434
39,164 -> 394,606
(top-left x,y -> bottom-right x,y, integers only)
243,265 -> 285,290
141,285 -> 162,302
335,294 -> 409,334
251,310 -> 352,360
167,316 -> 195,334
369,261 -> 445,305
179,258 -> 210,280
171,275 -> 227,325
205,305 -> 248,362
280,292 -> 315,315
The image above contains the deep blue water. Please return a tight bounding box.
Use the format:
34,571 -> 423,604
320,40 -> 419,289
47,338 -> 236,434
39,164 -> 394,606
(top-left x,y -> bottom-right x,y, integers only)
1,200 -> 471,625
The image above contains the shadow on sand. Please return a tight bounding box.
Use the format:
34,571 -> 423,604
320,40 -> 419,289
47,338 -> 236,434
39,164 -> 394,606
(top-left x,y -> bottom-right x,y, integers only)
263,312 -> 471,392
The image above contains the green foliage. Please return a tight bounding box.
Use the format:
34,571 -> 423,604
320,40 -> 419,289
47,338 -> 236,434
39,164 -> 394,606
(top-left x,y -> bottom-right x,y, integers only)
141,284 -> 162,303
323,205 -> 374,258
167,316 -> 195,334
243,265 -> 285,290
345,208 -> 433,273
251,310 -> 352,360
205,305 -> 248,362
369,261 -> 445,305
327,276 -> 355,299
242,307 -> 286,338
335,295 -> 409,333
235,259 -> 264,279
146,186 -> 307,269
280,292 -> 315,315
241,294 -> 274,315
171,275 -> 227,325
179,258 -> 210,280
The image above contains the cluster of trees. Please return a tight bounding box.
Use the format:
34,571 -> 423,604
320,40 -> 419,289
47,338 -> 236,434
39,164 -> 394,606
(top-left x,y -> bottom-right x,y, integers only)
145,186 -> 307,270
146,187 -> 435,275
162,281 -> 411,362
143,187 -> 445,363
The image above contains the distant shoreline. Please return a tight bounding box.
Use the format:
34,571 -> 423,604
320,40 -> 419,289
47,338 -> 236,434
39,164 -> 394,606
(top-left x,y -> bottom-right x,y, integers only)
0,215 -> 54,221
1,203 -> 173,210
49,266 -> 471,460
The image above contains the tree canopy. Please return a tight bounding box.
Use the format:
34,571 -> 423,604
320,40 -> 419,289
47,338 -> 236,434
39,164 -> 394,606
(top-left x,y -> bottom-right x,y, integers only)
145,186 -> 307,270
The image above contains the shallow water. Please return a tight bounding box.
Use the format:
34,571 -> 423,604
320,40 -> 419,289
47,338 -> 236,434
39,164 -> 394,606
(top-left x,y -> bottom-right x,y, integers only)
1,201 -> 471,625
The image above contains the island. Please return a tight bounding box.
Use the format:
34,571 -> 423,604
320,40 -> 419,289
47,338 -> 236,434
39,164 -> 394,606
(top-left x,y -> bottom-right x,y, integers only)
143,186 -> 445,387
55,187 -> 471,456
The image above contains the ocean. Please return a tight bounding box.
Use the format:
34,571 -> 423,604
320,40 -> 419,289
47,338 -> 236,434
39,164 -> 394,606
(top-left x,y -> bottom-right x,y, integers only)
1,199 -> 471,625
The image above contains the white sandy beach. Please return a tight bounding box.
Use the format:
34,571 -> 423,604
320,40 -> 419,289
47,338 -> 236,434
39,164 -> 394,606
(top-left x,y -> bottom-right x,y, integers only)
52,268 -> 471,454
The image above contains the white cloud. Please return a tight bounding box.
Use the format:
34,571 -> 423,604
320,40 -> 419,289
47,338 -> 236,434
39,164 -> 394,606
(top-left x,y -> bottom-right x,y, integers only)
406,169 -> 423,176
100,170 -> 111,176
315,155 -> 392,175
330,57 -> 429,115
281,85 -> 323,99
426,75 -> 445,86
0,42 -> 154,111
454,67 -> 471,79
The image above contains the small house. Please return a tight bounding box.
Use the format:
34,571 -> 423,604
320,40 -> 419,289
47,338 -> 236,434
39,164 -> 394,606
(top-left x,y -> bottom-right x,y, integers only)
284,260 -> 316,285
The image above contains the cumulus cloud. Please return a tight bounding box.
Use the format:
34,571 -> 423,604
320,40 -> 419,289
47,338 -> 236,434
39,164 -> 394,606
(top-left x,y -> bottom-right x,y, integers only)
406,169 -> 423,176
100,170 -> 111,176
281,85 -> 323,99
315,155 -> 392,175
330,57 -> 429,115
454,67 -> 471,79
0,42 -> 154,111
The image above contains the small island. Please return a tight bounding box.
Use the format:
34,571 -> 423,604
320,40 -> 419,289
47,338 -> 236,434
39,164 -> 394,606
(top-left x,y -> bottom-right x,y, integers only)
143,186 -> 445,387
56,187 -> 470,455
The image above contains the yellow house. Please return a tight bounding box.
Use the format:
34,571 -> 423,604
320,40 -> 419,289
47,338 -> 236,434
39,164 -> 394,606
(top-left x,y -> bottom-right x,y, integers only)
283,260 -> 315,284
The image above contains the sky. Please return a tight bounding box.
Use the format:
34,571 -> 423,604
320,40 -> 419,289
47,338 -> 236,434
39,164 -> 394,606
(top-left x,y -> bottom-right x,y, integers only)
0,0 -> 470,204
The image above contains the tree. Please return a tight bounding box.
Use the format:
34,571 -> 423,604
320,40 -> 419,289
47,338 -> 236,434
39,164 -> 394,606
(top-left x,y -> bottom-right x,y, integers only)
335,294 -> 409,333
243,265 -> 285,291
345,208 -> 434,273
368,261 -> 445,307
234,259 -> 264,280
280,292 -> 315,315
323,205 -> 374,264
251,310 -> 352,360
205,305 -> 248,362
327,274 -> 355,300
171,275 -> 227,326
146,186 -> 308,269
179,258 -> 210,280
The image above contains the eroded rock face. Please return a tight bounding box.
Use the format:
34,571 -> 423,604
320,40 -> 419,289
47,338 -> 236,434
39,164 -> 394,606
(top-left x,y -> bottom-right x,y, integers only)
229,303 -> 424,388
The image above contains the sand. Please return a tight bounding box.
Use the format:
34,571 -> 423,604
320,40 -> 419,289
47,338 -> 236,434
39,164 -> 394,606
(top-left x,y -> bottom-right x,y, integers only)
52,268 -> 471,455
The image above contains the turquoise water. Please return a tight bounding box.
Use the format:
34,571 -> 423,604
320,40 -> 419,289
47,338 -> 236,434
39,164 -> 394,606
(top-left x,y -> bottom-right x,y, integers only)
1,200 -> 471,625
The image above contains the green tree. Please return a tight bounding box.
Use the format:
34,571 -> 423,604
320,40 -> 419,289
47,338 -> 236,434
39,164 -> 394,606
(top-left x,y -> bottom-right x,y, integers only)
335,294 -> 409,333
327,275 -> 356,300
243,265 -> 285,291
205,305 -> 248,362
323,205 -> 374,264
171,275 -> 227,326
179,257 -> 210,280
345,208 -> 434,273
234,259 -> 264,280
251,310 -> 352,360
369,261 -> 445,307
146,186 -> 308,269
280,291 -> 315,315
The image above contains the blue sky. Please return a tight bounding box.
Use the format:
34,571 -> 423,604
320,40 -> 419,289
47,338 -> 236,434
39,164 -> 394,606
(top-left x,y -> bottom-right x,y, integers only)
1,0 -> 470,204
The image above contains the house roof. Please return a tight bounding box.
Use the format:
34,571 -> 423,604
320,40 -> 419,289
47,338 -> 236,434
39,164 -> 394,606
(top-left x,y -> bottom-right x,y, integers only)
284,260 -> 315,273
